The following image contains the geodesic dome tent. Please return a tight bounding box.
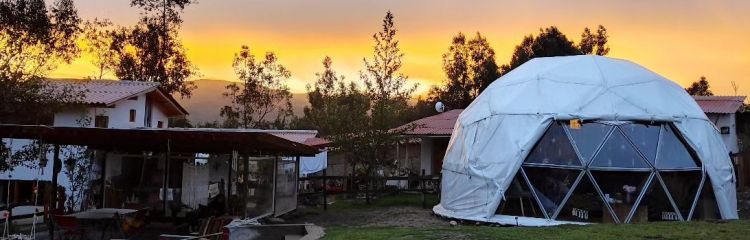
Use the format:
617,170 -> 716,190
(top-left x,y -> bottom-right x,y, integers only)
432,55 -> 738,226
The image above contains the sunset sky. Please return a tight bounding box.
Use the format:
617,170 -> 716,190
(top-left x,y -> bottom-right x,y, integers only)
51,0 -> 750,97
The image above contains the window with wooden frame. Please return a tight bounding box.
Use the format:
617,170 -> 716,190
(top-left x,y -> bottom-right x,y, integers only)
94,115 -> 109,128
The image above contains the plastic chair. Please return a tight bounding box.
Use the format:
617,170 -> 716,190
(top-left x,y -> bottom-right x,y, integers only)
53,215 -> 86,239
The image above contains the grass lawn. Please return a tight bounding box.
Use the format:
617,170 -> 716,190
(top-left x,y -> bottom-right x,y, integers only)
308,194 -> 750,240
325,220 -> 750,240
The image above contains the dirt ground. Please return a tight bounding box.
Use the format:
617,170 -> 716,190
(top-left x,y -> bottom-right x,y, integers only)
285,188 -> 750,230
737,188 -> 750,218
287,205 -> 449,228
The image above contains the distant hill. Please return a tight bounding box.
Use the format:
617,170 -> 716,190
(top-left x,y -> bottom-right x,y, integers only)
176,79 -> 309,125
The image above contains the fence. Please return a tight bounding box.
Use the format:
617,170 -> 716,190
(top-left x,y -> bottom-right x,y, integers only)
298,169 -> 441,210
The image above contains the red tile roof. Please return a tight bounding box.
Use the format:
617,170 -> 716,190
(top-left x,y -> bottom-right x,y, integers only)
48,79 -> 188,116
396,109 -> 463,136
693,96 -> 746,114
51,79 -> 160,105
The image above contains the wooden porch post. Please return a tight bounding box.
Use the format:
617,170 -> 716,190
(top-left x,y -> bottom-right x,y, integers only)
49,143 -> 60,240
228,150 -> 237,212
100,151 -> 107,208
163,139 -> 171,215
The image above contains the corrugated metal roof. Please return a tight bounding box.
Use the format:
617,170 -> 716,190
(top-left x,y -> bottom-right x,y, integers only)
0,124 -> 320,156
396,109 -> 463,136
262,129 -> 330,147
693,96 -> 746,114
265,130 -> 318,144
303,137 -> 330,147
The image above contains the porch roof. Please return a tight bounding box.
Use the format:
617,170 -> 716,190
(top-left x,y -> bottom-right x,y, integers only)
0,125 -> 319,156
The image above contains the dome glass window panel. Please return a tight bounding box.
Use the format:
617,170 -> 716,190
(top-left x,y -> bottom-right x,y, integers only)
555,174 -> 611,223
566,121 -> 613,164
656,125 -> 700,170
590,129 -> 651,170
590,171 -> 652,223
524,121 -> 582,167
522,166 -> 582,218
659,171 -> 702,220
620,122 -> 661,165
496,171 -> 544,218
630,174 -> 681,222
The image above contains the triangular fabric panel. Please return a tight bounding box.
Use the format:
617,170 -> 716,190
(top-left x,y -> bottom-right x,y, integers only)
525,122 -> 582,166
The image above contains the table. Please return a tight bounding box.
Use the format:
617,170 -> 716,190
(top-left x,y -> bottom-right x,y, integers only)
602,203 -> 647,223
66,208 -> 137,220
65,208 -> 137,239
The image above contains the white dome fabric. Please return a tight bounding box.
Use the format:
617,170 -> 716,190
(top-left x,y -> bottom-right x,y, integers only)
433,55 -> 738,224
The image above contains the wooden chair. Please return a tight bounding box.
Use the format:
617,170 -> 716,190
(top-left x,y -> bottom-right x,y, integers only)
53,215 -> 87,239
114,210 -> 148,238
499,178 -> 538,216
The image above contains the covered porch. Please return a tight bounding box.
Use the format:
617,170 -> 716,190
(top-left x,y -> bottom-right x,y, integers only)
0,124 -> 319,239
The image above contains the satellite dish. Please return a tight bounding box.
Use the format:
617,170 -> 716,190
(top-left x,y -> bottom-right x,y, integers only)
435,101 -> 445,113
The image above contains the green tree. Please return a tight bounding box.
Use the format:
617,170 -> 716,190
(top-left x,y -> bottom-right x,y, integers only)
109,0 -> 198,98
336,12 -> 417,199
0,0 -> 84,125
299,56 -> 349,135
686,76 -> 714,96
82,18 -> 118,79
501,25 -> 610,74
578,25 -> 610,56
220,45 -> 294,129
429,32 -> 500,109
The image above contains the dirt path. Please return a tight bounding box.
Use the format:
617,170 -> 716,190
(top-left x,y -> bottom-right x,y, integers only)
287,206 -> 449,228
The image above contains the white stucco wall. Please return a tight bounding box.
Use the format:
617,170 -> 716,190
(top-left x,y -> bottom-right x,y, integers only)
708,113 -> 739,154
52,93 -> 150,129
420,138 -> 433,175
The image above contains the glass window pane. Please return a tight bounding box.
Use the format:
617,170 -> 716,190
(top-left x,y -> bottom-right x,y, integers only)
591,171 -> 650,223
631,176 -> 680,222
556,174 -> 609,223
590,130 -> 650,169
523,167 -> 580,217
567,122 -> 612,163
620,123 -> 661,164
692,177 -> 721,220
496,172 -> 544,218
525,122 -> 581,166
657,126 -> 699,169
660,171 -> 702,219
274,158 -> 298,216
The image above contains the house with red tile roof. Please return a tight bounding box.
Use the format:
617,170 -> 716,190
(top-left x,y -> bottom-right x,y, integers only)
48,79 -> 188,129
693,96 -> 746,154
